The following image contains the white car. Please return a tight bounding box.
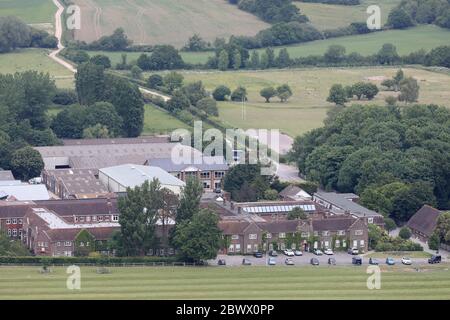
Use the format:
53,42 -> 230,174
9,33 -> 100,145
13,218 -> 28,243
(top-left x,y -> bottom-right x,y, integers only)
401,257 -> 412,265
284,249 -> 295,257
324,248 -> 334,255
294,250 -> 303,256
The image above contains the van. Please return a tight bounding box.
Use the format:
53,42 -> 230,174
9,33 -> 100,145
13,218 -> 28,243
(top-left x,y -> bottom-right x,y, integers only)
428,255 -> 442,264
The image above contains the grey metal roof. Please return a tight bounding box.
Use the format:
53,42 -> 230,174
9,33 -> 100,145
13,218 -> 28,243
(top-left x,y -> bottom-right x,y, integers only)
0,170 -> 14,181
0,185 -> 50,201
99,164 -> 185,188
314,191 -> 381,217
242,204 -> 316,214
149,156 -> 229,172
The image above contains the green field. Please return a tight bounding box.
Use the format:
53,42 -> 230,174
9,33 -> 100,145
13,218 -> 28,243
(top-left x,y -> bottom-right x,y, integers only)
0,265 -> 449,299
0,0 -> 54,24
296,0 -> 402,30
168,66 -> 450,137
143,104 -> 191,135
0,49 -> 74,88
366,252 -> 433,259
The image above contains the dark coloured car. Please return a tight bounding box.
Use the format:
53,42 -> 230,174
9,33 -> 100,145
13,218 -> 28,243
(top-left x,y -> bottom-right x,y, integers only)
328,257 -> 336,265
218,259 -> 226,266
253,251 -> 263,258
352,257 -> 362,265
242,259 -> 252,266
428,255 -> 442,264
310,258 -> 320,266
369,258 -> 379,265
269,250 -> 278,257
214,188 -> 222,194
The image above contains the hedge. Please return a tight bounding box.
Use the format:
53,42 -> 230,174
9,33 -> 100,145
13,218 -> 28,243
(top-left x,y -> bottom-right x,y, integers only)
0,256 -> 179,265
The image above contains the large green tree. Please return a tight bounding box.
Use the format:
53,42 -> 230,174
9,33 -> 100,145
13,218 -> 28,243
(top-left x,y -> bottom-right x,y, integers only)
10,146 -> 44,181
176,177 -> 203,223
75,62 -> 106,105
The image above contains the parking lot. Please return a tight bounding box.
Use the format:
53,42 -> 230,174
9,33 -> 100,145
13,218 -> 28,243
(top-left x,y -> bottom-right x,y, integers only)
210,252 -> 434,267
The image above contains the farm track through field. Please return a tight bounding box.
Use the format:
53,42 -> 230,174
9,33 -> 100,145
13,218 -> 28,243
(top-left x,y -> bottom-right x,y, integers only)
125,0 -> 146,45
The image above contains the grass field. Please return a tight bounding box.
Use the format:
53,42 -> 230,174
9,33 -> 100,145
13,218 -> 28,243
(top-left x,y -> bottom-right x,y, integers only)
71,0 -> 268,47
166,66 -> 450,137
295,0 -> 402,30
0,49 -> 74,88
143,104 -> 191,135
0,0 -> 54,24
0,265 -> 449,299
366,252 -> 433,259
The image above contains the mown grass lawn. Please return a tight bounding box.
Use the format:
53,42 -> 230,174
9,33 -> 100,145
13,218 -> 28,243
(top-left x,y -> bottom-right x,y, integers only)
0,265 -> 449,300
366,252 -> 433,259
167,66 -> 450,137
0,49 -> 74,88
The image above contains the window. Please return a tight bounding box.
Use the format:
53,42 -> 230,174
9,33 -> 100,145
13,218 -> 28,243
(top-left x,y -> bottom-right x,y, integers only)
235,244 -> 241,252
368,217 -> 374,224
214,171 -> 225,179
247,244 -> 252,253
203,182 -> 211,189
335,240 -> 340,248
231,235 -> 239,240
354,230 -> 363,236
360,240 -> 365,247
12,218 -> 17,224
18,219 -> 23,224
57,242 -> 61,247
322,231 -> 329,236
338,230 -> 346,236
65,241 -> 71,247
314,231 -> 319,236
98,216 -> 103,222
6,219 -> 10,225
214,182 -> 221,189
12,229 -> 17,237
200,172 -> 210,179
279,232 -> 286,239
112,215 -> 119,222
249,234 -> 257,240
301,232 -> 310,238
92,216 -> 97,222
266,233 -> 272,239
79,217 -> 85,223
74,217 -> 78,222
228,245 -> 234,253
7,229 -> 11,236
80,242 -> 85,247
19,230 -> 22,236
86,216 -> 91,222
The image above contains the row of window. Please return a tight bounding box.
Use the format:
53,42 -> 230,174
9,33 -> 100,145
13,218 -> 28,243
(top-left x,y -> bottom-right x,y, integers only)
5,218 -> 23,225
230,230 -> 361,241
74,215 -> 119,223
7,229 -> 22,237
176,171 -> 225,180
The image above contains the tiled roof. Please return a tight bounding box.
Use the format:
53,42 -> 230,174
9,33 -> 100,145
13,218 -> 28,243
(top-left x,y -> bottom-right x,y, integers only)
258,220 -> 299,233
35,198 -> 118,216
312,217 -> 357,231
218,220 -> 250,235
407,205 -> 441,237
279,185 -> 302,197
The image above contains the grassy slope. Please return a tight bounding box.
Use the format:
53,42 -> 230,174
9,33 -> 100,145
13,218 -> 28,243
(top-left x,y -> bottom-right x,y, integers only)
0,0 -> 54,24
295,0 -> 402,30
0,265 -> 449,299
0,49 -> 74,88
72,0 -> 268,47
173,66 -> 450,137
143,104 -> 191,135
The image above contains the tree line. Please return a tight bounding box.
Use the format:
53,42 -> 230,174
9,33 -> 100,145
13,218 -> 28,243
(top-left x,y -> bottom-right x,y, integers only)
290,104 -> 450,225
387,0 -> 450,29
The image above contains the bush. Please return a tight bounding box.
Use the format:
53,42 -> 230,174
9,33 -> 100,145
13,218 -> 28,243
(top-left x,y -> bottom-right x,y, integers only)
52,88 -> 78,105
399,227 -> 412,240
212,85 -> 231,101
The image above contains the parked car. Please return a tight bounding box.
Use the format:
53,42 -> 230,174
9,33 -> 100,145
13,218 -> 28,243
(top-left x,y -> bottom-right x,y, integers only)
253,251 -> 263,258
324,248 -> 334,255
284,249 -> 295,257
214,188 -> 222,194
428,255 -> 442,264
386,257 -> 395,265
242,259 -> 252,266
285,258 -> 294,266
313,249 -> 323,256
328,257 -> 336,265
369,258 -> 379,265
268,257 -> 277,266
269,250 -> 278,257
218,259 -> 226,266
294,250 -> 303,256
352,256 -> 362,265
310,258 -> 320,266
401,257 -> 412,265
348,247 -> 359,255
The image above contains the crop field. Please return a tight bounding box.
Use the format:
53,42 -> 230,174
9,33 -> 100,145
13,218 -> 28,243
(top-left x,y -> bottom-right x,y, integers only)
71,0 -> 268,47
0,49 -> 74,88
295,0 -> 402,30
0,265 -> 449,300
0,0 -> 54,24
167,66 -> 450,137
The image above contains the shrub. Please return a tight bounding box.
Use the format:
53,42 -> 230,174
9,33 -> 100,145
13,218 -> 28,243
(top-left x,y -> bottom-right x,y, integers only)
399,227 -> 412,240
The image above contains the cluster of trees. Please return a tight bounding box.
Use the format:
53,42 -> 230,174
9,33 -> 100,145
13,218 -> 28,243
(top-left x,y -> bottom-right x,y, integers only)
231,0 -> 309,24
300,0 -> 360,4
260,84 -> 293,102
74,62 -> 145,137
387,0 -> 450,29
182,34 -> 212,52
0,71 -> 61,180
429,211 -> 450,250
223,164 -> 279,202
0,231 -> 30,256
0,16 -> 57,53
327,82 -> 379,106
136,45 -> 184,71
368,224 -> 422,252
68,28 -> 132,51
381,69 -> 421,104
290,104 -> 450,223
113,178 -> 221,263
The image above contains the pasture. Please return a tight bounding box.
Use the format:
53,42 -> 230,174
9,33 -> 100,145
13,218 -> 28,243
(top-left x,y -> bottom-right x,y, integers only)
70,0 -> 268,47
143,104 -> 191,135
0,49 -> 74,88
0,265 -> 449,299
0,0 -> 55,24
169,66 -> 450,137
295,0 -> 402,30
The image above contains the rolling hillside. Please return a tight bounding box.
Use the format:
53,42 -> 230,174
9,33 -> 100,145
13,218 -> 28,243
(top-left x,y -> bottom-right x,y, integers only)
71,0 -> 269,47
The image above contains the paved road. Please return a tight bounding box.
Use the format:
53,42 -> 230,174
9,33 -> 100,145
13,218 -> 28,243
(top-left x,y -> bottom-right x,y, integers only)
210,252 -> 435,267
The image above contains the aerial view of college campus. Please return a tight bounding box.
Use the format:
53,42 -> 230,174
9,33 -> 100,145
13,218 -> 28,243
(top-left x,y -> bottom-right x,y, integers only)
0,0 -> 449,305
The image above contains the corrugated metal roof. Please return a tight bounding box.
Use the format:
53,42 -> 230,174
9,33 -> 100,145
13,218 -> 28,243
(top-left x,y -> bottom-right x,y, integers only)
149,156 -> 229,172
0,185 -> 50,201
0,171 -> 14,181
242,204 -> 316,214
